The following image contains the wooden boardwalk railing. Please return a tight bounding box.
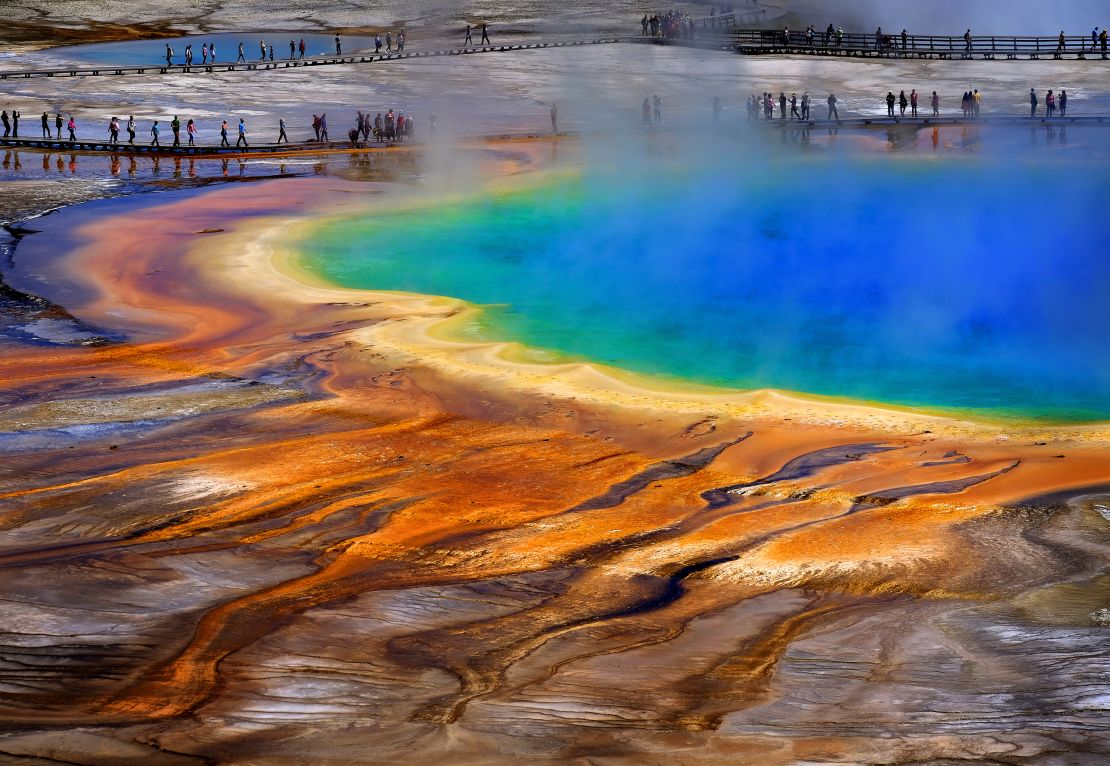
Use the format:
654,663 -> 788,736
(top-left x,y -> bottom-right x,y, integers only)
732,29 -> 1110,60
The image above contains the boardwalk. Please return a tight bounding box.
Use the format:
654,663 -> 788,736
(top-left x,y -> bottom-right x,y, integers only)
0,39 -> 629,81
757,115 -> 1110,128
2,117 -> 1106,160
731,29 -> 1110,61
0,131 -> 569,158
2,27 -> 1106,82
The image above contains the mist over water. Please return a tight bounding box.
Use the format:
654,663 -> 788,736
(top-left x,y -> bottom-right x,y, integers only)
301,135 -> 1110,422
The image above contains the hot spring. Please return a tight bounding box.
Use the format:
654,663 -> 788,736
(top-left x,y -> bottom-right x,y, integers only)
298,154 -> 1110,422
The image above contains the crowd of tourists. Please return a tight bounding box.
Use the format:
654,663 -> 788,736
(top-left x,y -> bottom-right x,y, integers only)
640,12 -> 698,40
744,93 -> 840,121
0,108 -> 423,148
346,110 -> 418,144
162,32 -> 408,67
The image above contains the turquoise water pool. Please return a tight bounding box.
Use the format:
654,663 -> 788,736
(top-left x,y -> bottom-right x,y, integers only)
299,159 -> 1110,422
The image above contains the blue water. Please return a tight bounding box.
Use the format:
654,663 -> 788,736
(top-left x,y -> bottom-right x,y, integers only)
301,158 -> 1110,422
48,33 -> 378,67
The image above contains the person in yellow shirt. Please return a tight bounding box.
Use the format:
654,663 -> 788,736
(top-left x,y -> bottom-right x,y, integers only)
973,89 -> 981,118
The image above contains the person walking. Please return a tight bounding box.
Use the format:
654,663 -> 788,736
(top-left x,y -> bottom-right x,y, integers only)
886,91 -> 896,117
481,24 -> 490,45
1057,31 -> 1066,53
464,25 -> 473,46
277,117 -> 289,143
237,42 -> 245,62
171,115 -> 181,146
386,31 -> 393,52
901,28 -> 908,50
836,26 -> 844,47
398,30 -> 405,51
320,113 -> 329,142
1,110 -> 9,137
210,42 -> 217,62
184,44 -> 192,67
202,42 -> 209,64
931,91 -> 939,116
910,89 -> 919,117
41,111 -> 50,138
166,44 -> 173,66
827,93 -> 839,120
312,114 -> 321,141
779,92 -> 787,120
898,90 -> 908,116
964,29 -> 972,51
220,119 -> 229,146
1102,28 -> 1108,55
1029,88 -> 1038,117
299,38 -> 306,59
66,116 -> 76,141
1060,89 -> 1068,116
186,119 -> 197,146
789,93 -> 800,119
259,39 -> 267,61
335,34 -> 341,55
109,116 -> 120,145
150,120 -> 160,146
127,115 -> 136,144
801,92 -> 810,120
550,104 -> 558,133
236,118 -> 248,147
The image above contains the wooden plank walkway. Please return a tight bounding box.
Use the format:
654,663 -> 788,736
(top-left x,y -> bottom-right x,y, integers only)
757,115 -> 1110,128
0,131 -> 570,158
2,30 -> 1102,83
730,29 -> 1110,61
2,117 -> 1106,159
0,39 -> 629,81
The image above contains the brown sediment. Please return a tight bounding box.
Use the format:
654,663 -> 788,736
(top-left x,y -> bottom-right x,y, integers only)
0,147 -> 1106,764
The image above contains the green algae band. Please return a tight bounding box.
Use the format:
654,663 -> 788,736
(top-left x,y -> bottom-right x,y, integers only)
300,161 -> 1110,422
